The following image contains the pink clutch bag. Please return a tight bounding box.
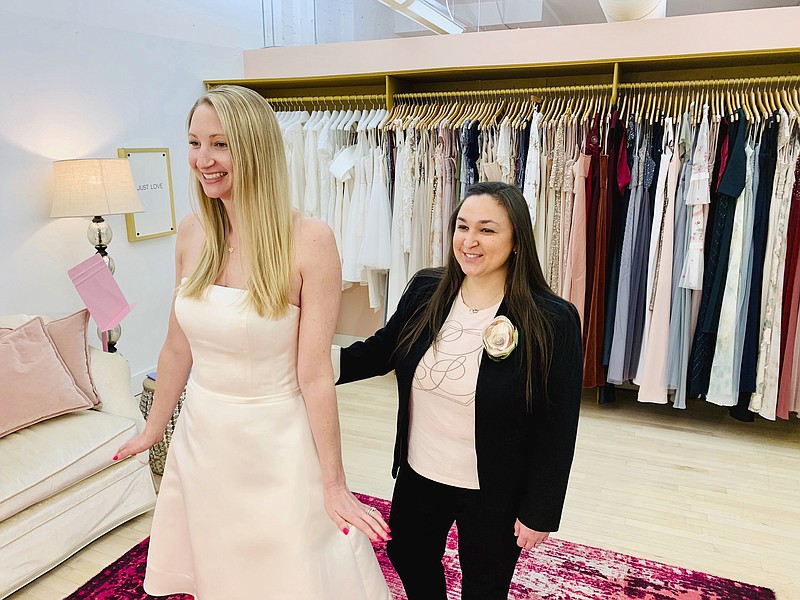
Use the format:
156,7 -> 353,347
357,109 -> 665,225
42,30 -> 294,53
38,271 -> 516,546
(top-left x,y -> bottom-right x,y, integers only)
68,253 -> 134,332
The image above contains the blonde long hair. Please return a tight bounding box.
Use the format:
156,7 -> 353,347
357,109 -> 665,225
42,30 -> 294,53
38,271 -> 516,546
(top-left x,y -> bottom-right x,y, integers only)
181,85 -> 293,318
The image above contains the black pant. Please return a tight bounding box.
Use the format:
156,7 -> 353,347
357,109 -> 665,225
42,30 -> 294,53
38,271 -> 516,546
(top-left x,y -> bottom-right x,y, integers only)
386,465 -> 522,600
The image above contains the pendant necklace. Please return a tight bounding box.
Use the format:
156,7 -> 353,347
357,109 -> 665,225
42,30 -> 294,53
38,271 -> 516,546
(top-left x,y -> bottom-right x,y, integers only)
462,286 -> 503,314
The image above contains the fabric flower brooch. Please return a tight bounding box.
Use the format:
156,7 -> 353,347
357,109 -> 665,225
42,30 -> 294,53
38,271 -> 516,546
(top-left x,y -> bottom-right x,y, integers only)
482,316 -> 518,361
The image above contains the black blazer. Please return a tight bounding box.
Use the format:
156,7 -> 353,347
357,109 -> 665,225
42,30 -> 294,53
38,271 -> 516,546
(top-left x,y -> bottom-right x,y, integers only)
338,268 -> 583,532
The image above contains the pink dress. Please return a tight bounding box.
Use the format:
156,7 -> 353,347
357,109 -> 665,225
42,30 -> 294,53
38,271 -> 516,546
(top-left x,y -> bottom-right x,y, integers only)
563,152 -> 591,328
635,118 -> 678,403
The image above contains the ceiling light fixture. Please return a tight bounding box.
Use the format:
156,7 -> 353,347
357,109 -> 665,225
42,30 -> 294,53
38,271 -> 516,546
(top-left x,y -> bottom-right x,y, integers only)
597,0 -> 667,22
379,0 -> 465,34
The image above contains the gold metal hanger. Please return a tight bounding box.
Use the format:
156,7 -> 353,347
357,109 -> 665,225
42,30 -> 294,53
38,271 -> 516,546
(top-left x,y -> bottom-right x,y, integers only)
780,79 -> 797,115
631,87 -> 641,122
766,83 -> 778,112
586,87 -> 599,125
665,86 -> 675,122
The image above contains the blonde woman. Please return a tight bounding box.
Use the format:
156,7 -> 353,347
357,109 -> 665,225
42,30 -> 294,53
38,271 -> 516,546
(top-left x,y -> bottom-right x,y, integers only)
115,85 -> 391,599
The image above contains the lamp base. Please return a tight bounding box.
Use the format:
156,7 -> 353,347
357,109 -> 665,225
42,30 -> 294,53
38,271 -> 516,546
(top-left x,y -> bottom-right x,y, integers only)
87,216 -> 115,274
98,324 -> 122,354
88,215 -> 121,352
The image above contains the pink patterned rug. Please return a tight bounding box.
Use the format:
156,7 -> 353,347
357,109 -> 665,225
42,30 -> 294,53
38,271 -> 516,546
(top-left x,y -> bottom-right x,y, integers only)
65,494 -> 775,600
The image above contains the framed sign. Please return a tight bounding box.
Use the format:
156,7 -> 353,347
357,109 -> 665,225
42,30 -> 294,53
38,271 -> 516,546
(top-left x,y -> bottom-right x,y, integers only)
118,147 -> 176,241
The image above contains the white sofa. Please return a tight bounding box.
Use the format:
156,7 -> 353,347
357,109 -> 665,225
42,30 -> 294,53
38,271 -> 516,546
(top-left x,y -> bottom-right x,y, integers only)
0,314 -> 157,598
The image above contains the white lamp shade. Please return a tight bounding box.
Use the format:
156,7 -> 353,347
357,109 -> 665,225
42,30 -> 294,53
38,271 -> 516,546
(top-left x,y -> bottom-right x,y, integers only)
51,158 -> 144,218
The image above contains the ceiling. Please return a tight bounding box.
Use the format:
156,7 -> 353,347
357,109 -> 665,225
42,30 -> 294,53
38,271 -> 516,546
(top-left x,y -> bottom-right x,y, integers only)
439,0 -> 799,32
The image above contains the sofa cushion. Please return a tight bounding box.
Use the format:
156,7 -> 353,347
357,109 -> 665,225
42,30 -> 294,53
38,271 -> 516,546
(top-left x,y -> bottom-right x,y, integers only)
0,453 -> 156,597
0,409 -> 138,521
1,310 -> 101,407
0,318 -> 94,438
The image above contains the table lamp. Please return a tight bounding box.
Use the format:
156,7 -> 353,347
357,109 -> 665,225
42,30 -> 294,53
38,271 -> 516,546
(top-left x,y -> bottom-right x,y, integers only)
51,158 -> 144,351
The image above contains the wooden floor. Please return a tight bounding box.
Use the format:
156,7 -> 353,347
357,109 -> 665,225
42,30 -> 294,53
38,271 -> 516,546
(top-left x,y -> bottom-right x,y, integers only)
9,375 -> 800,600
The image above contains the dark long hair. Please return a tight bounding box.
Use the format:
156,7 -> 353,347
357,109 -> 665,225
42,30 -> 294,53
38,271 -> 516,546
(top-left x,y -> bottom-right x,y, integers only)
398,181 -> 559,410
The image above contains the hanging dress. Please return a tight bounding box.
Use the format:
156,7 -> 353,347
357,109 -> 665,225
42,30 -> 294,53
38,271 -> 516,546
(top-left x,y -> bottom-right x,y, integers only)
283,119 -> 307,212
600,115 -> 632,399
563,147 -> 590,329
688,111 -> 747,398
361,146 -> 393,311
559,121 -> 578,291
679,105 -> 712,292
732,113 -> 780,420
777,155 -> 800,418
387,128 -> 413,317
664,113 -> 695,409
625,121 -> 661,379
635,117 -> 677,403
523,110 -> 543,228
607,120 -> 644,384
751,110 -> 799,420
706,136 -> 756,406
584,110 -> 620,388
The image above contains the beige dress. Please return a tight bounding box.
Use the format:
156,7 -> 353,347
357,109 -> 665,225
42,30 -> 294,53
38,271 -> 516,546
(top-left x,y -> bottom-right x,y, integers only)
144,285 -> 391,600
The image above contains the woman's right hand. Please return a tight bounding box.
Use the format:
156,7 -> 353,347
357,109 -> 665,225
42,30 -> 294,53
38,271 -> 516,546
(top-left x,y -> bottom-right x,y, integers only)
113,429 -> 163,462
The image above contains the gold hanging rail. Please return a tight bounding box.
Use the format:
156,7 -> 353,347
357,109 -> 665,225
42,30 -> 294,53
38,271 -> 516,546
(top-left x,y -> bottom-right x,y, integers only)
393,84 -> 613,103
617,74 -> 800,90
265,93 -> 386,105
614,74 -> 800,124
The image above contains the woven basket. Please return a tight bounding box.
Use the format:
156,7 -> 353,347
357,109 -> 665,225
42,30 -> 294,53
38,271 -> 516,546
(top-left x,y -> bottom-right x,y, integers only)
139,377 -> 185,476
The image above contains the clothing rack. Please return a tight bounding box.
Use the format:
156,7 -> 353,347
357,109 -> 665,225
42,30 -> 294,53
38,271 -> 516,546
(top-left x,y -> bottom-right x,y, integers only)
209,21 -> 800,418
225,75 -> 800,117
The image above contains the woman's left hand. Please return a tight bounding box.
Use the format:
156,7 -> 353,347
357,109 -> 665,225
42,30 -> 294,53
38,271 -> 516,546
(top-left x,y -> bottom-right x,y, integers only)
514,519 -> 550,550
324,485 -> 391,543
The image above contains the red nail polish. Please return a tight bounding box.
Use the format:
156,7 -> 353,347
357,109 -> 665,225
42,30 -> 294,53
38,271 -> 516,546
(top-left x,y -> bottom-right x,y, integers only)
385,536 -> 392,541
342,527 -> 349,535
112,455 -> 118,461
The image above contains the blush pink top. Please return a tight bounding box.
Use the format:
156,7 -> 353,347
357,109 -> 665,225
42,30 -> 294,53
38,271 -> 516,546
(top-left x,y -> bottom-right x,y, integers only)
408,293 -> 502,489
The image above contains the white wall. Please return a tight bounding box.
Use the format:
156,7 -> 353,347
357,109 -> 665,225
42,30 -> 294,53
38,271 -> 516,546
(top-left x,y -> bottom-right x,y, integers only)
0,1 -> 262,386
265,0 -> 396,46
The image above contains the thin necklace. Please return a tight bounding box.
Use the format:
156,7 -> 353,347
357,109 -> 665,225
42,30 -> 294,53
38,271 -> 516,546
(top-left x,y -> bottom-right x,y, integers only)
461,286 -> 503,314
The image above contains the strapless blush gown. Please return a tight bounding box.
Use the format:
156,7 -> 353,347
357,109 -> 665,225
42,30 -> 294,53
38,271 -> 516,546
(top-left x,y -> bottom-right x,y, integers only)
143,285 -> 391,600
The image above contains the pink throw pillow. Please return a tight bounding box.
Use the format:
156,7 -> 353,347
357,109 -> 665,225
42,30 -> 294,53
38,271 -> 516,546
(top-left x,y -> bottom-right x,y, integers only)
45,310 -> 102,407
0,317 -> 94,438
1,309 -> 101,407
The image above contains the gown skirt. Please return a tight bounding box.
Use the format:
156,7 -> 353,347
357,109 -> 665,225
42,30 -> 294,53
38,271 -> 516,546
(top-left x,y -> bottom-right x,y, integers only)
143,285 -> 391,600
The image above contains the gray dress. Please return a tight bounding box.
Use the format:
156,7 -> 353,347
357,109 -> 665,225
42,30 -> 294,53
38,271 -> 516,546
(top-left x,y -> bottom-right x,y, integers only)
664,113 -> 695,408
607,122 -> 645,384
